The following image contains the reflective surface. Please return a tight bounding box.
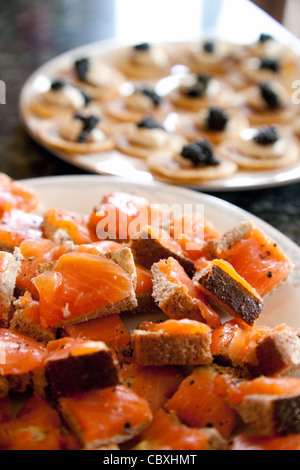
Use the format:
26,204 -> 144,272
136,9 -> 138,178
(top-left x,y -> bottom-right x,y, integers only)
0,0 -> 299,245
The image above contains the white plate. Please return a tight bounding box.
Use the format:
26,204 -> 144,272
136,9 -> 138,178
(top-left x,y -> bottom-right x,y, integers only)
22,174 -> 300,330
19,37 -> 300,192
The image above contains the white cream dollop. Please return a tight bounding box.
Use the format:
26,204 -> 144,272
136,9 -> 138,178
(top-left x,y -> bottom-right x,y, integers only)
130,46 -> 168,68
128,126 -> 169,148
236,128 -> 286,159
43,84 -> 86,109
84,61 -> 115,87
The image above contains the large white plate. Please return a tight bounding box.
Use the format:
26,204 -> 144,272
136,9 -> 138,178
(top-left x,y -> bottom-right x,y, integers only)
22,174 -> 300,330
19,36 -> 300,192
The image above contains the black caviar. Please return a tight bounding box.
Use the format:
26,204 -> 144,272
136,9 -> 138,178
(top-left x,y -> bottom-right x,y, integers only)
253,126 -> 279,145
136,116 -> 165,130
74,57 -> 90,81
259,58 -> 280,73
133,42 -> 150,51
180,139 -> 220,167
74,113 -> 100,142
206,107 -> 229,131
51,80 -> 66,91
203,41 -> 215,53
259,82 -> 281,109
259,33 -> 273,43
136,87 -> 162,106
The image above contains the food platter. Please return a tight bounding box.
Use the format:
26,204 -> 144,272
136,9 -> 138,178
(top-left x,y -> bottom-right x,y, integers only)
22,174 -> 300,330
19,36 -> 300,192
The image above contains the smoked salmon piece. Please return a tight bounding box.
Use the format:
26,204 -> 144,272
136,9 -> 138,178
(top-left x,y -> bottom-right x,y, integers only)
151,257 -> 220,328
33,337 -> 119,399
11,291 -> 57,343
63,313 -> 131,352
165,365 -> 241,439
33,248 -> 137,328
168,212 -> 220,262
131,319 -> 213,366
194,259 -> 264,325
130,225 -> 195,277
43,207 -> 98,245
0,210 -> 44,252
227,375 -> 300,435
0,249 -> 21,327
119,362 -> 185,413
229,433 -> 300,451
0,328 -> 47,397
89,191 -> 160,242
0,173 -> 39,217
58,384 -> 153,449
204,221 -> 292,297
76,241 -> 156,313
0,395 -> 79,450
211,319 -> 300,377
16,238 -> 68,298
135,409 -> 227,450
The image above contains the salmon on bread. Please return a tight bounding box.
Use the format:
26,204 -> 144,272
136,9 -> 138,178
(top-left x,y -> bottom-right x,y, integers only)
58,384 -> 153,449
151,257 -> 220,328
194,259 -> 264,325
33,247 -> 137,328
33,337 -> 119,399
131,318 -> 213,366
203,221 -> 292,297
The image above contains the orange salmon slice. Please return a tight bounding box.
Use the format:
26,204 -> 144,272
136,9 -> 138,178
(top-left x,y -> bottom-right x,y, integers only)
89,191 -> 160,242
0,395 -> 78,450
0,173 -> 39,216
33,251 -> 136,328
165,366 -> 238,440
0,210 -> 44,250
227,376 -> 300,405
63,313 -> 130,350
58,385 -> 153,448
43,208 -> 98,245
0,328 -> 47,375
17,238 -> 68,297
119,362 -> 185,413
135,409 -> 222,450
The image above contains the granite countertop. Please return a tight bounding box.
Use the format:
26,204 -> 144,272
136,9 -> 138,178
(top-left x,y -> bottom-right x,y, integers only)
0,0 -> 299,246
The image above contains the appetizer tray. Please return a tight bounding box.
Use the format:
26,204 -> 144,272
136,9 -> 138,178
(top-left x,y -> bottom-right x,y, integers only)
19,36 -> 300,192
24,174 -> 300,329
1,173 -> 300,450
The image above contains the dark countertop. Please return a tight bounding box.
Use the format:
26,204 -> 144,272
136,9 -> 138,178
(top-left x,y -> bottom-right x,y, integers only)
0,0 -> 299,246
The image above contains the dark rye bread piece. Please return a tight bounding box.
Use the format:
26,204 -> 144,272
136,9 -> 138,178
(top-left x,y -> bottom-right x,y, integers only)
194,261 -> 264,325
33,340 -> 119,400
0,374 -> 31,399
131,323 -> 213,366
151,258 -> 207,322
233,392 -> 300,436
130,226 -> 195,277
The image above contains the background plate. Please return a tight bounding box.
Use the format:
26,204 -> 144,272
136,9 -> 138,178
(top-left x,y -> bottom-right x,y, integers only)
19,37 -> 300,192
